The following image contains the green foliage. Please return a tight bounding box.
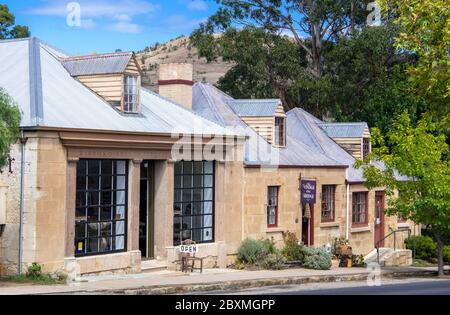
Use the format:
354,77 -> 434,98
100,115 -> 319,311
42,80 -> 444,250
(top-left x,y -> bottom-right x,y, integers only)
0,4 -> 30,39
302,247 -> 332,270
379,0 -> 450,117
443,246 -> 450,264
282,231 -> 305,262
358,113 -> 449,273
26,263 -> 42,278
0,88 -> 21,168
237,238 -> 266,265
192,4 -> 425,126
405,236 -> 438,261
236,238 -> 286,270
260,253 -> 287,270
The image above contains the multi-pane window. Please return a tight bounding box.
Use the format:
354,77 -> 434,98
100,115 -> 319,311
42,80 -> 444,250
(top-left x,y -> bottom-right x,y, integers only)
174,161 -> 215,246
275,117 -> 286,147
363,138 -> 370,159
352,192 -> 368,226
75,160 -> 128,257
124,75 -> 139,113
267,186 -> 279,227
321,185 -> 336,222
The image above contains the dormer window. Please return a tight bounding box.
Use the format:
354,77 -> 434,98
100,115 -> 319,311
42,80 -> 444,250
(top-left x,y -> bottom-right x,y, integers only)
363,138 -> 371,159
124,75 -> 139,113
275,117 -> 286,147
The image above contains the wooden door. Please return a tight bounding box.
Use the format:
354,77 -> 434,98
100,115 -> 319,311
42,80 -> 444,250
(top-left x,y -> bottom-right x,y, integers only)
374,192 -> 385,248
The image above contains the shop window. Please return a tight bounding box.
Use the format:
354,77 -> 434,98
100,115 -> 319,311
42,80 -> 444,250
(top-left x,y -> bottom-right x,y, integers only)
321,185 -> 336,222
75,160 -> 128,257
174,161 -> 215,246
267,186 -> 279,228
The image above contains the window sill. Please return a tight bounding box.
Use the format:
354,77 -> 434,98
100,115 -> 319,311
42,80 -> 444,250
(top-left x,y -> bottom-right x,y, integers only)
265,227 -> 284,233
351,226 -> 371,233
320,222 -> 340,229
397,222 -> 411,229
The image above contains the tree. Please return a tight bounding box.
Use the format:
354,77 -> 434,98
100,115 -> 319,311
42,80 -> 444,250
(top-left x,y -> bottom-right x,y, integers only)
323,25 -> 426,133
0,88 -> 21,168
192,0 -> 370,79
196,27 -> 307,108
0,4 -> 30,39
378,0 -> 450,121
357,112 -> 450,276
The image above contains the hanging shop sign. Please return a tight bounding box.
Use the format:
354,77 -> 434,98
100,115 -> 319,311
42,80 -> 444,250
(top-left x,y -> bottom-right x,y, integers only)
301,180 -> 317,204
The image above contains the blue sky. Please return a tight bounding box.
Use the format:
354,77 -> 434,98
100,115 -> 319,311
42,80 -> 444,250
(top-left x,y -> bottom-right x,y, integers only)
3,0 -> 218,55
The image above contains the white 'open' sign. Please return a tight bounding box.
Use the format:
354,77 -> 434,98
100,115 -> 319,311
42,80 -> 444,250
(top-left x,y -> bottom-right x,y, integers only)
179,245 -> 199,254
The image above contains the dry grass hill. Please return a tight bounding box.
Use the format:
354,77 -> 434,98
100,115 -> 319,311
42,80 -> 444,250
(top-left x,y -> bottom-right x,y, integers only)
136,36 -> 234,92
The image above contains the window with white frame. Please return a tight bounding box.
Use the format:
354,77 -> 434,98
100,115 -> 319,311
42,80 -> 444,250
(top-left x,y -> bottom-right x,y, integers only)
123,75 -> 139,113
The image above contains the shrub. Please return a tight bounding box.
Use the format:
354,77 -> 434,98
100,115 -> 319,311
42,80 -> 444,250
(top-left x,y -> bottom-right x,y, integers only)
26,263 -> 42,278
282,231 -> 305,262
260,253 -> 287,270
261,238 -> 278,255
302,247 -> 332,270
443,246 -> 450,264
405,236 -> 437,261
237,239 -> 266,264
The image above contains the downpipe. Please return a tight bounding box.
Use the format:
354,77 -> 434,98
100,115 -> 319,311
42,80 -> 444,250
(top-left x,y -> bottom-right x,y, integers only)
18,131 -> 28,275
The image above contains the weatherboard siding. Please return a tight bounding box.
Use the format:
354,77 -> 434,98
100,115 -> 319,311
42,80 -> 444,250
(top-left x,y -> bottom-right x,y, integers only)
77,74 -> 123,103
333,137 -> 363,159
242,116 -> 275,143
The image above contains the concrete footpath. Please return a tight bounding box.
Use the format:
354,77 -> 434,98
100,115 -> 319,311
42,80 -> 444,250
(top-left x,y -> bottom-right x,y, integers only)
0,267 -> 441,295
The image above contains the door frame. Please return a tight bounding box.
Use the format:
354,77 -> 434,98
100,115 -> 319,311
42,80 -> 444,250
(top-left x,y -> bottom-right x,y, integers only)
374,191 -> 385,248
301,203 -> 315,247
140,161 -> 155,259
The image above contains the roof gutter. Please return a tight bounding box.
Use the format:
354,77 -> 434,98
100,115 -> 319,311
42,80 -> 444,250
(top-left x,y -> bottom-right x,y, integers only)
244,164 -> 348,169
20,126 -> 248,141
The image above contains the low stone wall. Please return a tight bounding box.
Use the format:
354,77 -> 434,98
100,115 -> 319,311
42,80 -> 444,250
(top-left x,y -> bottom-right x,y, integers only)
166,242 -> 228,270
64,251 -> 141,280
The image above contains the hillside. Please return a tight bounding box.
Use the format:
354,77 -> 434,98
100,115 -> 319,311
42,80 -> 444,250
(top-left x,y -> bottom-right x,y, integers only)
136,36 -> 234,92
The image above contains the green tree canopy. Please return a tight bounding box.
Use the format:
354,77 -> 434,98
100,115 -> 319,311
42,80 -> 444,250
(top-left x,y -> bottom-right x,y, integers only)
0,4 -> 30,39
357,112 -> 450,275
378,0 -> 450,116
0,88 -> 21,168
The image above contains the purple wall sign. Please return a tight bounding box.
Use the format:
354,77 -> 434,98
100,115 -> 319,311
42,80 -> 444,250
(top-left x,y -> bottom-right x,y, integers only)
301,180 -> 317,204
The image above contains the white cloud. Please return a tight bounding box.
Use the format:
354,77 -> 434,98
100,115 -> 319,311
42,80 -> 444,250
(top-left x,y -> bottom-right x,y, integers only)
106,21 -> 143,34
27,0 -> 158,18
26,0 -> 157,33
79,19 -> 96,29
187,0 -> 208,11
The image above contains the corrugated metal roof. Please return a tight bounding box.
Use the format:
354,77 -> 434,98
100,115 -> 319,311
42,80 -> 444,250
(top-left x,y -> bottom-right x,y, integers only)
318,122 -> 368,138
193,83 -> 346,167
0,38 -> 238,137
227,99 -> 281,117
61,52 -> 134,76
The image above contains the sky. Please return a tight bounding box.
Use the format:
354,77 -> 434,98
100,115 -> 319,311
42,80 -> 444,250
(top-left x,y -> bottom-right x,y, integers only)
3,0 -> 218,55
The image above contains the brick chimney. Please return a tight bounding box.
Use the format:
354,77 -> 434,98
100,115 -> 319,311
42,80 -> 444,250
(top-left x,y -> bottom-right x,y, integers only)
158,63 -> 193,109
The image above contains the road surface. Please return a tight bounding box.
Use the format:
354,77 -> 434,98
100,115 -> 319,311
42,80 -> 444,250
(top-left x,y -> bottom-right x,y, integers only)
194,278 -> 450,295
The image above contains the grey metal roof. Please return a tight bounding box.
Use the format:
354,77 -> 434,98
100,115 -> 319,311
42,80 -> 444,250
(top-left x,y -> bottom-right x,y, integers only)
193,83 -> 346,168
0,38 -> 237,137
227,99 -> 281,117
61,52 -> 134,76
318,122 -> 369,138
